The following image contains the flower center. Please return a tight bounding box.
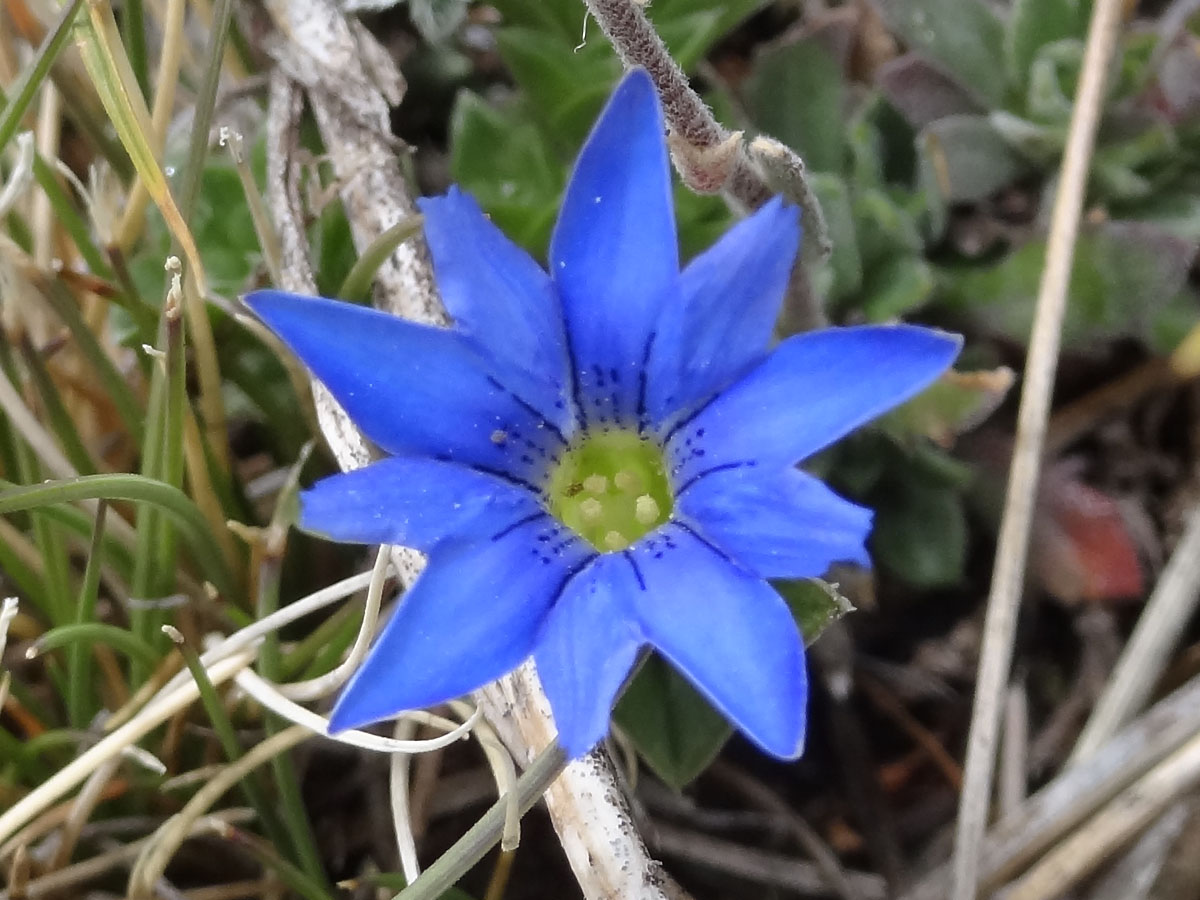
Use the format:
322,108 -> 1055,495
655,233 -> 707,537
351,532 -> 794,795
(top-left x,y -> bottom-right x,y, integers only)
546,430 -> 673,552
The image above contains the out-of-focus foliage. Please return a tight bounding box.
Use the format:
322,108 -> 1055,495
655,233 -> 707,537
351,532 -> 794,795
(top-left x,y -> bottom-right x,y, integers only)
448,0 -> 769,257
438,0 -> 1200,781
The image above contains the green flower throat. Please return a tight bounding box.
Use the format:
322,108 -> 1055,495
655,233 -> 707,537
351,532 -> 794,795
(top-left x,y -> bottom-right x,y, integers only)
546,430 -> 673,552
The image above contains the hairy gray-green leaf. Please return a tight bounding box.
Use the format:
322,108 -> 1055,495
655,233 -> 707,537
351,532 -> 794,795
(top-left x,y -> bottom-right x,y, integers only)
861,253 -> 935,321
917,114 -> 1032,204
746,35 -> 846,174
1005,0 -> 1085,90
873,0 -> 1006,108
871,468 -> 968,589
944,222 -> 1199,353
808,173 -> 862,306
613,655 -> 732,790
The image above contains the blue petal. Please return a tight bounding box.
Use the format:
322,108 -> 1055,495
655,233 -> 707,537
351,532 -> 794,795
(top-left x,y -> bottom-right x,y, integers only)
666,197 -> 801,415
677,466 -> 872,578
301,457 -> 542,552
417,187 -> 572,404
329,517 -> 595,732
549,70 -> 681,430
245,290 -> 570,486
625,524 -> 807,758
666,326 -> 961,481
534,555 -> 644,758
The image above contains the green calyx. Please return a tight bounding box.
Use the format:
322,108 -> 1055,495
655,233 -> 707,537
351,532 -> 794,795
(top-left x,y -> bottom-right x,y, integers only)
546,429 -> 673,552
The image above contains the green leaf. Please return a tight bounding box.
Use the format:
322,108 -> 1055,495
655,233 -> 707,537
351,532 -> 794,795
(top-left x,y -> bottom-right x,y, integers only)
870,465 -> 968,588
881,367 -> 1015,445
775,578 -> 855,643
917,114 -> 1032,204
746,36 -> 846,174
943,222 -> 1199,353
488,0 -> 582,42
130,161 -> 262,299
988,111 -> 1065,164
853,186 -> 923,268
1005,0 -> 1085,90
657,10 -> 724,72
448,90 -> 565,253
809,173 -> 862,305
674,185 -> 735,261
1121,194 -> 1200,244
614,654 -> 732,790
489,0 -> 766,55
861,253 -> 935,321
1026,39 -> 1084,123
651,0 -> 769,43
876,0 -> 1007,108
495,27 -> 619,146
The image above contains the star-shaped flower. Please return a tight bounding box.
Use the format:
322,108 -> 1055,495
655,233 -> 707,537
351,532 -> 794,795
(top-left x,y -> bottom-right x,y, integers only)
246,70 -> 960,759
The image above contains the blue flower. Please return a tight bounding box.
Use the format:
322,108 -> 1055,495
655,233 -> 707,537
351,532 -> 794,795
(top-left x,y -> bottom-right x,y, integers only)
245,70 -> 960,760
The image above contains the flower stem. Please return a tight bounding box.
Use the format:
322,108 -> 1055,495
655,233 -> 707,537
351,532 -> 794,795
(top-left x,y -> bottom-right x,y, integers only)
394,742 -> 568,900
583,0 -> 765,207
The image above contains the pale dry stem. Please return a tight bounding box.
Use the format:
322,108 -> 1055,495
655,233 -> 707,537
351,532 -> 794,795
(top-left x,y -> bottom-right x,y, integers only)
951,0 -> 1127,895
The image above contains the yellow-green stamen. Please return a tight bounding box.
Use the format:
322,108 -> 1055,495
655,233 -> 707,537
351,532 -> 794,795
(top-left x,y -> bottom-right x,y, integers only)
547,430 -> 672,552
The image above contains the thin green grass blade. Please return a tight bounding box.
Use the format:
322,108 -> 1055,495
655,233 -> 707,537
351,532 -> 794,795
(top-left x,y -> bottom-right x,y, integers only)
17,338 -> 98,477
337,216 -> 425,302
0,343 -> 72,623
41,280 -> 144,445
36,622 -> 161,670
170,632 -> 293,854
0,474 -> 235,598
67,503 -> 108,728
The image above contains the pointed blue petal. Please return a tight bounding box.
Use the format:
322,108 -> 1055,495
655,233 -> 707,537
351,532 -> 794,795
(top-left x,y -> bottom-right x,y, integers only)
668,197 -> 800,414
534,556 -> 643,758
668,325 -> 961,480
417,187 -> 572,403
301,457 -> 542,552
549,70 -> 681,429
329,518 -> 595,732
677,466 -> 872,579
625,524 -> 807,758
245,290 -> 570,486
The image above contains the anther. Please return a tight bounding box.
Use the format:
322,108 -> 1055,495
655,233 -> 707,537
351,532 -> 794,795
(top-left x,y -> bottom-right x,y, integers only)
579,497 -> 603,523
603,530 -> 629,551
582,474 -> 608,495
634,495 -> 660,525
614,470 -> 638,492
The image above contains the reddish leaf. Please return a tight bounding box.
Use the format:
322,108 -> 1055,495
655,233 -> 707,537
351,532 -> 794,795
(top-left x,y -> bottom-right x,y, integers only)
1030,467 -> 1144,605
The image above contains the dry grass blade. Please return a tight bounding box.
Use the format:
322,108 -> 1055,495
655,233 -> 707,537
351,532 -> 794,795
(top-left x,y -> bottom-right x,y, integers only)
0,811 -> 256,900
127,726 -> 310,899
71,1 -> 203,289
904,672 -> 1200,900
1001,731 -> 1200,900
1070,501 -> 1200,762
0,649 -> 256,845
651,822 -> 887,900
951,0 -> 1127,896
